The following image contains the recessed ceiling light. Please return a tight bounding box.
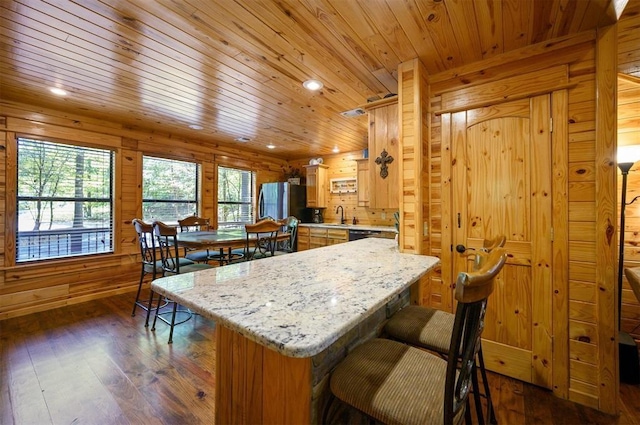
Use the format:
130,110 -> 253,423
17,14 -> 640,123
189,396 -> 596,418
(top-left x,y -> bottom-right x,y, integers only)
332,146 -> 340,153
50,87 -> 67,96
189,124 -> 203,130
302,79 -> 323,91
235,137 -> 251,142
267,144 -> 276,149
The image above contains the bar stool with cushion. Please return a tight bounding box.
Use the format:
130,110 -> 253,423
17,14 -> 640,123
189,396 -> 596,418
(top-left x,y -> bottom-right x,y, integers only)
178,215 -> 214,263
275,216 -> 299,254
150,220 -> 213,343
244,219 -> 280,260
328,248 -> 507,425
383,235 -> 506,424
131,219 -> 163,317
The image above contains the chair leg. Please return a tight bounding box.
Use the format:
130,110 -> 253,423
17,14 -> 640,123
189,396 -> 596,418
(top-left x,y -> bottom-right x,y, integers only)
131,267 -> 146,316
151,292 -> 163,331
464,397 -> 473,424
144,289 -> 155,327
168,302 -> 178,344
478,347 -> 498,424
471,364 -> 486,425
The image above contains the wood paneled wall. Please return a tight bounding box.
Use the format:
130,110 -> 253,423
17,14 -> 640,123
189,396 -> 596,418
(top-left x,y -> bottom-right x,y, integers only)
425,28 -> 618,413
0,101 -> 286,320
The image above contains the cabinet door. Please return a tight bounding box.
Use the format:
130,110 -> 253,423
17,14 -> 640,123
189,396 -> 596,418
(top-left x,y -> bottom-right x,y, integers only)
356,159 -> 369,207
369,103 -> 399,209
297,227 -> 310,251
316,166 -> 327,208
309,228 -> 327,249
304,165 -> 328,208
306,167 -> 318,207
327,229 -> 348,245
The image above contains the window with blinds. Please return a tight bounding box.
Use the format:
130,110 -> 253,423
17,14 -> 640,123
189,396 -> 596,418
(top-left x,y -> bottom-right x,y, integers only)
16,138 -> 114,262
142,156 -> 199,223
218,166 -> 254,228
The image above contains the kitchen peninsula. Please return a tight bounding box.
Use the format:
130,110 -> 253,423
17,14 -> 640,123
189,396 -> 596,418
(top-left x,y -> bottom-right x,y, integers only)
151,238 -> 438,424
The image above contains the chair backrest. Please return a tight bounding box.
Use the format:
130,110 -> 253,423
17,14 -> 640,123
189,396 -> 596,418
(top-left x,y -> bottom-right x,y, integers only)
132,218 -> 156,270
473,235 -> 507,270
178,215 -> 210,232
279,216 -> 299,252
153,221 -> 182,274
445,248 -> 507,423
624,267 -> 640,304
245,219 -> 280,260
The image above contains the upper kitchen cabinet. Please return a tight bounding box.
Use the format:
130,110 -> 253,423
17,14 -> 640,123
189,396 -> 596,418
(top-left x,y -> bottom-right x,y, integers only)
303,164 -> 328,208
366,99 -> 399,209
355,158 -> 370,207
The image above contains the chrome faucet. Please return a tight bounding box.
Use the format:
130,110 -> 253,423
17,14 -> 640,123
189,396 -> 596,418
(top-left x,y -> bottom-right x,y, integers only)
336,205 -> 345,224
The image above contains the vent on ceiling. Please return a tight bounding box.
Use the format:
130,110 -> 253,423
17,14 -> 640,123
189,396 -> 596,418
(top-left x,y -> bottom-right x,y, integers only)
340,108 -> 365,118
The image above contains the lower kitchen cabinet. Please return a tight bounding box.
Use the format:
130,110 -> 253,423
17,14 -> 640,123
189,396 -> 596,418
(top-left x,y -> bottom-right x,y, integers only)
327,228 -> 348,245
297,226 -> 348,251
297,227 -> 310,251
310,227 -> 328,249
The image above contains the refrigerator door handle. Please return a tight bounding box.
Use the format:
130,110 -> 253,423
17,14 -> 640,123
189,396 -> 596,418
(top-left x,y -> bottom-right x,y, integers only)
258,189 -> 264,218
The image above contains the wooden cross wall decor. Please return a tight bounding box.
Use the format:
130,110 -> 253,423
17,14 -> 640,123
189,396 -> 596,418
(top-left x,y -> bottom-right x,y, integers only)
375,149 -> 394,179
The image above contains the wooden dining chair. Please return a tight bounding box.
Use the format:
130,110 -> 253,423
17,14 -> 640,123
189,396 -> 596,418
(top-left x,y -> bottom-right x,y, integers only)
383,235 -> 506,424
275,216 -> 299,254
244,219 -> 281,260
327,248 -> 507,425
131,218 -> 164,317
150,220 -> 213,343
178,215 -> 214,263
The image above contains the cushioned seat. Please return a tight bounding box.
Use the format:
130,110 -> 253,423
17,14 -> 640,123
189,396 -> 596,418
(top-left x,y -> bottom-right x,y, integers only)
330,338 -> 463,425
150,220 -> 213,343
385,306 -> 454,354
274,216 -> 299,255
178,215 -> 213,263
329,248 -> 507,425
244,219 -> 280,260
131,219 -> 162,318
383,235 -> 506,424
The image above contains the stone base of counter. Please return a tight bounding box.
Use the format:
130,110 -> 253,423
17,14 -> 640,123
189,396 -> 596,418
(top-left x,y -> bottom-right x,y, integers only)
215,288 -> 410,424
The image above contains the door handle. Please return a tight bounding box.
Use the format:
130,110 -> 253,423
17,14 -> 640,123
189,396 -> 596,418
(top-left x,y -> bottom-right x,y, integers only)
455,244 -> 472,253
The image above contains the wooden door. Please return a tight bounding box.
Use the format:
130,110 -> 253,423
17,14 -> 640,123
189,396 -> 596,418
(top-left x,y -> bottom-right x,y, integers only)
449,96 -> 553,389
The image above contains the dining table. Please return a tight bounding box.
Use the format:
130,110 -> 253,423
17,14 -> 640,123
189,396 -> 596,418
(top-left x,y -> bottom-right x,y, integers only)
176,228 -> 291,263
151,237 -> 439,424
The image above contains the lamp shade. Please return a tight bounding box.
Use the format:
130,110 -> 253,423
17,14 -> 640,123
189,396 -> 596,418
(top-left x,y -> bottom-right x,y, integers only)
617,145 -> 640,164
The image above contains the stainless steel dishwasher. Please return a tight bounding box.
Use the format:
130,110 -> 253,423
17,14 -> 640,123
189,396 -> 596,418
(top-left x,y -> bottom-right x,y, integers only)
348,229 -> 382,241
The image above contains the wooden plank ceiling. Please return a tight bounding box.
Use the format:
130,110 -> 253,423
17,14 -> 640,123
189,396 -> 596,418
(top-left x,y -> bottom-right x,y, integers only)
0,0 -> 634,160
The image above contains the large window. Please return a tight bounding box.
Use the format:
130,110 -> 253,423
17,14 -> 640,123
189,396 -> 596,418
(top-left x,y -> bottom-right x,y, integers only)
142,156 -> 199,222
218,166 -> 254,228
17,138 -> 114,262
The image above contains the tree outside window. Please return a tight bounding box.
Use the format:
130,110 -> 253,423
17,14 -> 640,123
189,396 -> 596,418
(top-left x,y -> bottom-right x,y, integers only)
142,156 -> 199,223
16,138 -> 114,262
218,166 -> 254,228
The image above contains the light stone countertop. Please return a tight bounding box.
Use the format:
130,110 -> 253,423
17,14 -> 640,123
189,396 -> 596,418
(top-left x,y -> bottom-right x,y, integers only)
151,238 -> 439,357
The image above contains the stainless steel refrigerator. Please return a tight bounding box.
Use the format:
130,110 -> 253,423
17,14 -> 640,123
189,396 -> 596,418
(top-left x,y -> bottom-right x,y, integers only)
258,182 -> 311,222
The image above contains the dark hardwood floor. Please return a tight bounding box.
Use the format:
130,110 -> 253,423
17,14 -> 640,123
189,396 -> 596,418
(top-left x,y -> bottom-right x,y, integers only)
1,292 -> 639,424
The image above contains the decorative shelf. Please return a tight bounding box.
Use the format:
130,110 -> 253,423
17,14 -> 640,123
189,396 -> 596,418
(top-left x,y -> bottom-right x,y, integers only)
330,177 -> 357,194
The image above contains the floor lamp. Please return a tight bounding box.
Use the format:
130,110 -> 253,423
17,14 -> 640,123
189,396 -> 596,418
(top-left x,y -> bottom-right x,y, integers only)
617,145 -> 640,385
